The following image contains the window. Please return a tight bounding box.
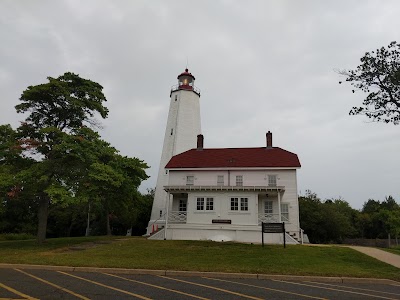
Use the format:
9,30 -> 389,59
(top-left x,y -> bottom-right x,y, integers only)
231,198 -> 239,211
179,200 -> 187,212
186,176 -> 194,186
281,203 -> 289,221
217,175 -> 224,186
196,198 -> 204,210
175,95 -> 178,101
206,198 -> 214,210
264,200 -> 273,214
268,175 -> 277,186
236,175 -> 243,186
231,197 -> 248,211
240,198 -> 248,211
170,128 -> 173,135
196,197 -> 214,211
159,210 -> 163,217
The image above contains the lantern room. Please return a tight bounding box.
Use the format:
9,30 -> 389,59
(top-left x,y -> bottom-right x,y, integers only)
171,68 -> 201,96
178,68 -> 195,88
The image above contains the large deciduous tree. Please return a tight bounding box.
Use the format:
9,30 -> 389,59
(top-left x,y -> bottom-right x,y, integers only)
299,190 -> 358,243
15,72 -> 109,243
340,41 -> 400,124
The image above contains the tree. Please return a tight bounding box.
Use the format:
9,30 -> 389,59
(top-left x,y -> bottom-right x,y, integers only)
299,190 -> 359,243
340,41 -> 400,124
15,72 -> 109,243
360,196 -> 400,240
0,125 -> 37,234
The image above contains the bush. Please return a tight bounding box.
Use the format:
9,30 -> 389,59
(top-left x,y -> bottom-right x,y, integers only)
0,233 -> 35,241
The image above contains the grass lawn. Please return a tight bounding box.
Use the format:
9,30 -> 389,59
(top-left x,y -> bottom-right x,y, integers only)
385,246 -> 400,256
0,236 -> 399,281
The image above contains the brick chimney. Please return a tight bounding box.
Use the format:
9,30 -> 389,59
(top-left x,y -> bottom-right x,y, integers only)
266,131 -> 272,148
197,134 -> 204,150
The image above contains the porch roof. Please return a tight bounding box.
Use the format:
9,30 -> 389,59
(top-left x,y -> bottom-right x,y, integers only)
164,185 -> 285,192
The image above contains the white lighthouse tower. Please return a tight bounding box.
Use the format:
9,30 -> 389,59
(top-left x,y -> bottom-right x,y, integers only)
147,69 -> 201,234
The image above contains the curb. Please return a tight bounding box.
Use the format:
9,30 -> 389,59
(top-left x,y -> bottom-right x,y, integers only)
0,263 -> 397,285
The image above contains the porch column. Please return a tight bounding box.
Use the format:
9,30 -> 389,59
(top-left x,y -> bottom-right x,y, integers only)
164,192 -> 170,240
277,190 -> 282,223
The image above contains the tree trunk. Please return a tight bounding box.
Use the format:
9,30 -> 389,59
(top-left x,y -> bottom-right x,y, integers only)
67,217 -> 74,237
106,211 -> 112,236
85,202 -> 91,237
37,196 -> 49,243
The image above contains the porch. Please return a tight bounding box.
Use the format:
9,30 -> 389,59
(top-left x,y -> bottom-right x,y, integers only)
167,211 -> 289,225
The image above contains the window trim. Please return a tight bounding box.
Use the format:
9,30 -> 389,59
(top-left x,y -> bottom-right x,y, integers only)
281,203 -> 289,221
236,175 -> 243,186
230,197 -> 249,212
240,197 -> 248,211
206,197 -> 214,211
268,175 -> 277,187
230,197 -> 239,211
264,200 -> 273,214
179,199 -> 187,212
196,197 -> 204,211
196,197 -> 214,211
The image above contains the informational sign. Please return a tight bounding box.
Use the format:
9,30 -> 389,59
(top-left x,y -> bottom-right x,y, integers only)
212,219 -> 232,224
261,222 -> 286,248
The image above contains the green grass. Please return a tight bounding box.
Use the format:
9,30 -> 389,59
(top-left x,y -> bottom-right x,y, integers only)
0,236 -> 399,280
385,245 -> 400,256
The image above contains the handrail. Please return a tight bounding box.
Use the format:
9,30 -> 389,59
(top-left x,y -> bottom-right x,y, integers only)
170,84 -> 201,96
147,212 -> 167,233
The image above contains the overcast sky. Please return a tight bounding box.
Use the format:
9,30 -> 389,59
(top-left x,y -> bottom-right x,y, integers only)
1,0 -> 399,209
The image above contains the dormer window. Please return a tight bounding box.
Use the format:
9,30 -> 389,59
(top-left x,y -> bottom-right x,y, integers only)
268,175 -> 277,187
236,175 -> 243,186
186,175 -> 194,186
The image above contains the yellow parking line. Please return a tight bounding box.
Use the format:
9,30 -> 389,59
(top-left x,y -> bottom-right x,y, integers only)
307,281 -> 400,297
0,298 -> 29,300
0,282 -> 38,300
205,277 -> 327,300
273,280 -> 399,300
159,276 -> 264,300
58,271 -> 152,300
14,269 -> 90,300
103,273 -> 210,300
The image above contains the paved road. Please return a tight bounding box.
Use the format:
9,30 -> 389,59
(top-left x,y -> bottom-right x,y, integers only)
0,268 -> 399,299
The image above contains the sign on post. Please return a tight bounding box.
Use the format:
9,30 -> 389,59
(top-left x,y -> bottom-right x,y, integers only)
261,222 -> 286,248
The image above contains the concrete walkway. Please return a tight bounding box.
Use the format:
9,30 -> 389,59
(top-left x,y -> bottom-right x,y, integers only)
346,246 -> 400,268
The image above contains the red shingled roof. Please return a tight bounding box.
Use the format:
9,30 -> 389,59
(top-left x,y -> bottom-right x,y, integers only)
165,147 -> 301,169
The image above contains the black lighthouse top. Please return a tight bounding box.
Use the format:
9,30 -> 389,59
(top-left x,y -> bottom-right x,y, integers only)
171,68 -> 201,96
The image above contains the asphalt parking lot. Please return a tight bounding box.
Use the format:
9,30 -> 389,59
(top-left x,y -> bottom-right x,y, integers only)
0,268 -> 399,300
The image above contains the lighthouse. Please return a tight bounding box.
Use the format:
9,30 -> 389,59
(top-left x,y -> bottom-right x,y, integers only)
147,69 -> 202,234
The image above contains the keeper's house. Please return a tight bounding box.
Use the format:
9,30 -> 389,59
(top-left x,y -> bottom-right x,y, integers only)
152,131 -> 303,244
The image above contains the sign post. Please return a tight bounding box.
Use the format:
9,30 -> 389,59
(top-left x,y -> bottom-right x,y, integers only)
261,222 -> 286,248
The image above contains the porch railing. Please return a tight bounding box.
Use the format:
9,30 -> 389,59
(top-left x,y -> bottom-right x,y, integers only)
258,213 -> 279,224
258,213 -> 290,225
168,211 -> 187,223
